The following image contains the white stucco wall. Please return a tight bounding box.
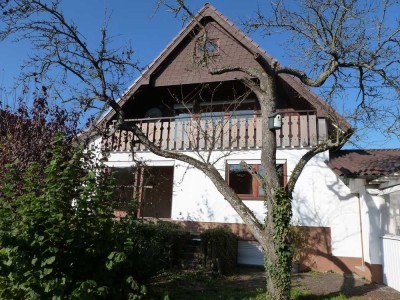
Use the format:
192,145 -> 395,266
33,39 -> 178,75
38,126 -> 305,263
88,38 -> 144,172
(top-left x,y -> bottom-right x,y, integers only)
349,182 -> 400,266
357,186 -> 385,265
100,137 -> 362,259
291,151 -> 362,258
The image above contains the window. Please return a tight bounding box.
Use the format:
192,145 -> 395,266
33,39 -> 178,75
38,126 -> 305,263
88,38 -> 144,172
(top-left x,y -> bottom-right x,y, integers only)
110,167 -> 136,211
139,166 -> 174,218
195,38 -> 220,57
226,162 -> 286,199
110,166 -> 174,218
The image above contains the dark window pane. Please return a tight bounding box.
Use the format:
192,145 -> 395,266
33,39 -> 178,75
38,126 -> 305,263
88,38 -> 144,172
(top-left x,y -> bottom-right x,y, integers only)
112,187 -> 135,211
258,165 -> 265,196
258,164 -> 284,195
228,164 -> 253,195
111,167 -> 134,186
276,164 -> 284,187
141,166 -> 174,218
110,167 -> 135,210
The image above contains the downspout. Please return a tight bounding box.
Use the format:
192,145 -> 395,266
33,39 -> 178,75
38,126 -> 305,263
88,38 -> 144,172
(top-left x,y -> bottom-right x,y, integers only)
357,192 -> 366,269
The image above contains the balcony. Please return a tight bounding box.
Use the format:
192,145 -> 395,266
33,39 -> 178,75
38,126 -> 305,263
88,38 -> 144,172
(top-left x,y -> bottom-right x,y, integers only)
103,110 -> 328,152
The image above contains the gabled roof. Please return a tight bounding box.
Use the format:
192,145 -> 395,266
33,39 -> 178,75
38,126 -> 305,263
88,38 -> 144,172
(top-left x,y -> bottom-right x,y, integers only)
327,149 -> 400,177
101,3 -> 350,130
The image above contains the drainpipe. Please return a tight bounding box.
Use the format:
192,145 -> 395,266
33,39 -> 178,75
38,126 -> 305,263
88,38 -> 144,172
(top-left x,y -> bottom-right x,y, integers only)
357,193 -> 365,269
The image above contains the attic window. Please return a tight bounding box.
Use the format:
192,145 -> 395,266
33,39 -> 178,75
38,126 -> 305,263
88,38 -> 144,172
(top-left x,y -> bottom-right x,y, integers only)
196,38 -> 220,57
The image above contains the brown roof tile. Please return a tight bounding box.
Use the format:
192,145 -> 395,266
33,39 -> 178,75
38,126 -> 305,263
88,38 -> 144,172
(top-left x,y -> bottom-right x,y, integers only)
327,149 -> 400,177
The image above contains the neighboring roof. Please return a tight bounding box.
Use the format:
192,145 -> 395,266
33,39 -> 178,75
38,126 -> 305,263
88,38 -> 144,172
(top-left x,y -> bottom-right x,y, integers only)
100,3 -> 350,131
327,149 -> 400,177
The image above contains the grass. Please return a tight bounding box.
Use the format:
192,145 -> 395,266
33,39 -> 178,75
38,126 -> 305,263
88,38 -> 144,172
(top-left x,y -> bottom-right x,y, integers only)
149,270 -> 260,299
147,270 -> 360,300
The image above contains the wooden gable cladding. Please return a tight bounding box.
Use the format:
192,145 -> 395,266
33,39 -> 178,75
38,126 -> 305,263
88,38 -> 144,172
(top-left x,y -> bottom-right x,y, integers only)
152,20 -> 260,87
98,3 -> 351,133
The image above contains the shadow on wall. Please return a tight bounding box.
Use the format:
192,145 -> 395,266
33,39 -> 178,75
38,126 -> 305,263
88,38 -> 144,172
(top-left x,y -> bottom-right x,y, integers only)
182,195 -> 216,223
293,226 -> 360,293
293,160 -> 355,227
298,230 -> 384,296
291,160 -> 385,290
363,188 -> 385,278
175,176 -> 243,224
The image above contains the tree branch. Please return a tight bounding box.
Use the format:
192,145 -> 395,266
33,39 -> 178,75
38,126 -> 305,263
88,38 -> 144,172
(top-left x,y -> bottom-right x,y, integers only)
276,60 -> 339,87
287,128 -> 353,195
210,65 -> 262,79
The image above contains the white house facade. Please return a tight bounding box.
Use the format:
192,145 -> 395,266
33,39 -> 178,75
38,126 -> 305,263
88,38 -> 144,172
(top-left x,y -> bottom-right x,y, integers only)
328,150 -> 400,290
93,3 -> 400,290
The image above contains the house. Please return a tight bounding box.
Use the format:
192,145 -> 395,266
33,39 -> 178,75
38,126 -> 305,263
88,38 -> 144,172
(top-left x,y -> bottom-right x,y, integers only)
93,3 -> 400,290
328,149 -> 400,291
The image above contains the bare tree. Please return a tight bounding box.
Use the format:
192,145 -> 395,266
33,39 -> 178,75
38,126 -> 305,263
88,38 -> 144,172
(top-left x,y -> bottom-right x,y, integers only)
155,0 -> 399,298
245,0 -> 400,140
0,0 -> 139,133
1,0 -> 399,299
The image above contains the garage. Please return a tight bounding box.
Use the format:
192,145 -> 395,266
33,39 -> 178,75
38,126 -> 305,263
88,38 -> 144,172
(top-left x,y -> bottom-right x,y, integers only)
237,240 -> 264,266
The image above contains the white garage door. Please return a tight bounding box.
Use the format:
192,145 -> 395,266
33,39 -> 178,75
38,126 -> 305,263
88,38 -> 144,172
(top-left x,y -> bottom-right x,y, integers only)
382,236 -> 400,292
237,240 -> 264,266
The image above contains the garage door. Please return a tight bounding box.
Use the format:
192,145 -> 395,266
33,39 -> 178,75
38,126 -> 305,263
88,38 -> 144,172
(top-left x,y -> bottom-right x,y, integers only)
382,235 -> 400,292
237,240 -> 264,266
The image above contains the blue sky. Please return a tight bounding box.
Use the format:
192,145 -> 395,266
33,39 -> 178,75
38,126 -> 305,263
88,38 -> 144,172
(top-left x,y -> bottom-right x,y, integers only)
0,0 -> 398,148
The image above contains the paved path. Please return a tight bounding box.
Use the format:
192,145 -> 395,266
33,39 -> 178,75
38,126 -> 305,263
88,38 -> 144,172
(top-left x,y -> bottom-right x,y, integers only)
292,272 -> 400,299
230,268 -> 400,299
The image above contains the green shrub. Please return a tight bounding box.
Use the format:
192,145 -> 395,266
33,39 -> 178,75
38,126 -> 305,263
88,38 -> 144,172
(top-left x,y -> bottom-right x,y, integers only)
112,220 -> 189,282
0,133 -> 189,298
0,134 -> 145,299
200,227 -> 237,275
290,226 -> 308,262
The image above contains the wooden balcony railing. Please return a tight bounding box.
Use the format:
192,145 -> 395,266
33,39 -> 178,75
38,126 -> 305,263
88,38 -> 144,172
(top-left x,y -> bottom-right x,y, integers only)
103,111 -> 328,152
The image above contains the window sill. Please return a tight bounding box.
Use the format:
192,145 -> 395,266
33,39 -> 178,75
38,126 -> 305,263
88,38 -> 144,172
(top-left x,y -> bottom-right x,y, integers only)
239,196 -> 265,201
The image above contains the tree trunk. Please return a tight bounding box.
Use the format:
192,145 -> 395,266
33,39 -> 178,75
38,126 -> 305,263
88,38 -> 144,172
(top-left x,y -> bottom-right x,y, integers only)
262,189 -> 293,300
258,74 -> 293,300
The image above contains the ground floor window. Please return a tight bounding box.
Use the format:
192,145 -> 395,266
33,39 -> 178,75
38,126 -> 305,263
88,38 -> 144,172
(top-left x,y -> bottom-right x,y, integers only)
110,166 -> 174,218
110,167 -> 136,211
226,161 -> 286,199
